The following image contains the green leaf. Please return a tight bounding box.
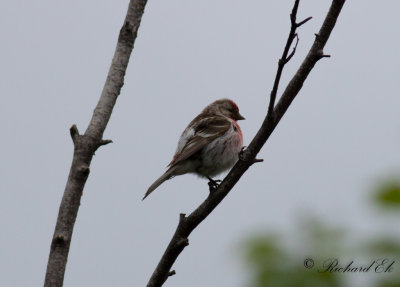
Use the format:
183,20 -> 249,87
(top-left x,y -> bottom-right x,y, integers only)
374,181 -> 400,207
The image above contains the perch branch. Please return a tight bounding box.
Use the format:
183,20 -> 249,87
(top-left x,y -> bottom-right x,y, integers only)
146,0 -> 346,286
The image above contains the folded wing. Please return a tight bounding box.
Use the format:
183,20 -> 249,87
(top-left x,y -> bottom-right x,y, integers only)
169,116 -> 231,167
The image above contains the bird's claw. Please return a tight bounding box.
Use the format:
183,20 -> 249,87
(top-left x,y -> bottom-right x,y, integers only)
207,177 -> 221,193
239,146 -> 247,161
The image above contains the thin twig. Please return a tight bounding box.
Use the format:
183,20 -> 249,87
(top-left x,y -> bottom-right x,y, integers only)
267,0 -> 312,118
43,1 -> 148,286
284,34 -> 299,64
297,16 -> 312,27
146,0 -> 346,286
99,139 -> 113,147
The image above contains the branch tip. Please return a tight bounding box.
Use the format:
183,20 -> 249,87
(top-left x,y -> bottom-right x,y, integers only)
168,270 -> 176,277
99,139 -> 113,146
290,0 -> 300,25
179,213 -> 186,223
316,50 -> 331,60
296,16 -> 312,27
69,125 -> 80,144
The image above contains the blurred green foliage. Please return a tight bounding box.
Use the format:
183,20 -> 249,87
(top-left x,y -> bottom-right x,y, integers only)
374,181 -> 400,207
365,239 -> 400,257
241,178 -> 400,287
243,232 -> 341,287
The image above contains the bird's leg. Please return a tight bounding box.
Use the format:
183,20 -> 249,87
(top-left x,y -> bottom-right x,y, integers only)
207,176 -> 221,193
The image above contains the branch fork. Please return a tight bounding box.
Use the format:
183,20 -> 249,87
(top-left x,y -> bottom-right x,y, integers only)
268,1 -> 312,118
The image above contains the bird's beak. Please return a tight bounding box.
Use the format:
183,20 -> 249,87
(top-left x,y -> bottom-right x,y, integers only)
236,112 -> 245,121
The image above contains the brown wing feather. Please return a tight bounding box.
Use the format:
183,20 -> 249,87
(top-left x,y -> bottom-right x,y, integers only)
168,116 -> 231,167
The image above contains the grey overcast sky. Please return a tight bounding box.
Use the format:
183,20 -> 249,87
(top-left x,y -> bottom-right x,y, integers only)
1,0 -> 399,286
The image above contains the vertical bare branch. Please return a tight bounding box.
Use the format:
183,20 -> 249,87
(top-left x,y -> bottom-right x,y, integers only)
146,0 -> 346,286
44,1 -> 148,286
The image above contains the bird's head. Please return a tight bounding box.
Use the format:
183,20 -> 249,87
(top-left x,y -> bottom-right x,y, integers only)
206,98 -> 245,121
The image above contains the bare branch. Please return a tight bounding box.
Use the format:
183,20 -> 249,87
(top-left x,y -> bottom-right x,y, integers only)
267,0 -> 312,118
146,0 -> 346,286
44,1 -> 148,286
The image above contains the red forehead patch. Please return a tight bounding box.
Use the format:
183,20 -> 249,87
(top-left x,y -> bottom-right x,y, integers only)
230,100 -> 239,111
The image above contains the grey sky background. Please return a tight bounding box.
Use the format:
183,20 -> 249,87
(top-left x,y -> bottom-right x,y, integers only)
1,0 -> 400,286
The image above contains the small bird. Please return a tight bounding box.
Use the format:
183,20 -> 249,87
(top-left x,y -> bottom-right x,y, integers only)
143,99 -> 244,200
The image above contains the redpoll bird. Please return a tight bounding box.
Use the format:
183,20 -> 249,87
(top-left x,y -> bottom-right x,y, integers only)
143,99 -> 244,200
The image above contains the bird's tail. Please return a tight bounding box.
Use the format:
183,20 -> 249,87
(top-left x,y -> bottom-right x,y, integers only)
143,167 -> 175,200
